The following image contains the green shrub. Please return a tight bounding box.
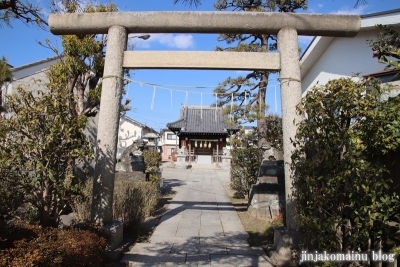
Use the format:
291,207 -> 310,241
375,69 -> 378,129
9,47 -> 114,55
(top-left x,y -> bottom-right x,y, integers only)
292,77 -> 400,260
0,169 -> 25,228
0,85 -> 93,228
0,221 -> 106,267
71,178 -> 93,223
113,180 -> 160,234
143,150 -> 161,183
230,148 -> 260,198
72,178 -> 161,235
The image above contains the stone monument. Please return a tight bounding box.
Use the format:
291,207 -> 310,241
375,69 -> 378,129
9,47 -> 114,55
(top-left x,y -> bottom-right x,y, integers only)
248,142 -> 285,221
115,139 -> 148,183
116,139 -> 146,172
175,146 -> 187,169
221,147 -> 232,170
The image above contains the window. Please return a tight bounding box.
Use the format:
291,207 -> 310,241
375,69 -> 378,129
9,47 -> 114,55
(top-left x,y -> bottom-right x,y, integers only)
167,134 -> 177,140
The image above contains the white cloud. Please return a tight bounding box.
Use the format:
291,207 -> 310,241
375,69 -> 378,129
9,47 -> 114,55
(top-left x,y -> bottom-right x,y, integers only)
131,33 -> 195,49
331,6 -> 365,15
318,4 -> 324,8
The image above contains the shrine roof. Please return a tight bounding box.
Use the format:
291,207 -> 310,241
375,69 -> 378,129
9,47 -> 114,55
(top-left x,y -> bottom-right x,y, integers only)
167,105 -> 239,135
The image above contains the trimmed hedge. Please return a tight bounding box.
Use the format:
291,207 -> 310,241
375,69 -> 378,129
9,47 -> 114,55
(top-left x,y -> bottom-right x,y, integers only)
230,148 -> 260,198
0,221 -> 107,267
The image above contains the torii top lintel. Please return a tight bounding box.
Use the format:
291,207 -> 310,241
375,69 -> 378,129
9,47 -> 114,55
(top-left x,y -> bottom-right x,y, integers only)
49,11 -> 360,37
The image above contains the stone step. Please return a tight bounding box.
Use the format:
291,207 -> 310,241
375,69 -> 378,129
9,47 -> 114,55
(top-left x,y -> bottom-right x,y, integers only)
121,243 -> 274,266
191,164 -> 220,169
196,155 -> 213,164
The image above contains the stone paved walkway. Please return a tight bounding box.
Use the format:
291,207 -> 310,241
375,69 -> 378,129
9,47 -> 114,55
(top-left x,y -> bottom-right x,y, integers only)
121,167 -> 273,266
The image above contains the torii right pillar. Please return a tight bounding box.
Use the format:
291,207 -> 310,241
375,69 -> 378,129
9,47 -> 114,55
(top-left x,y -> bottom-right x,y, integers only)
278,27 -> 302,231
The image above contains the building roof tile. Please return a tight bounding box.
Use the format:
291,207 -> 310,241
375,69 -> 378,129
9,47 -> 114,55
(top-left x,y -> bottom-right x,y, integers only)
167,105 -> 239,135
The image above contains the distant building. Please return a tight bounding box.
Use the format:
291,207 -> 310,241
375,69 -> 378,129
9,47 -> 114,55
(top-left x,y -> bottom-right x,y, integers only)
1,56 -> 59,119
364,69 -> 400,99
158,128 -> 178,161
240,126 -> 257,148
167,105 -> 239,164
117,116 -> 158,160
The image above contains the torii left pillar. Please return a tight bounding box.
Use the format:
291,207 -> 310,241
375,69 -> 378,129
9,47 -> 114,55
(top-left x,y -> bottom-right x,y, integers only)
91,26 -> 127,226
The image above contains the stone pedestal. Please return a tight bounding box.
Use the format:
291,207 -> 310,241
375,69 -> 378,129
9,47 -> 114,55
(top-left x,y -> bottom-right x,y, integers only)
115,171 -> 146,183
175,154 -> 187,169
259,160 -> 284,184
248,183 -> 285,221
249,160 -> 285,221
115,161 -> 130,172
103,220 -> 124,250
130,155 -> 145,172
221,155 -> 232,170
273,227 -> 302,260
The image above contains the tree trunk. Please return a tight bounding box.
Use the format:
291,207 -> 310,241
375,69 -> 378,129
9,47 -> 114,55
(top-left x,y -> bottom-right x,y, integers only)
257,78 -> 267,162
38,206 -> 58,228
76,75 -> 85,115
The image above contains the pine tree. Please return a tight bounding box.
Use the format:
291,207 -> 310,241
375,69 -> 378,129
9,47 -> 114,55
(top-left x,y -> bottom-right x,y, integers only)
0,56 -> 12,110
212,0 -> 307,161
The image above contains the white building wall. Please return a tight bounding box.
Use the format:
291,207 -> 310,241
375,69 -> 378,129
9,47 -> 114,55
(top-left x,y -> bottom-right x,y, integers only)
301,29 -> 388,95
160,130 -> 178,161
301,10 -> 400,94
117,117 -> 145,159
2,58 -> 58,117
163,131 -> 177,145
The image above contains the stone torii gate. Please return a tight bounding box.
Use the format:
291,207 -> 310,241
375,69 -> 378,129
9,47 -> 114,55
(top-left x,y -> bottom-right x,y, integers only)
49,11 -> 361,230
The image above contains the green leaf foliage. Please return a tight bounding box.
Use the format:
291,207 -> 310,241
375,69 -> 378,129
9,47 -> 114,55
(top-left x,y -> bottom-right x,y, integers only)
264,114 -> 283,151
0,84 -> 93,227
0,56 -> 12,87
0,56 -> 12,112
44,1 -> 119,117
230,147 -> 260,198
368,25 -> 400,70
232,115 -> 282,151
143,150 -> 162,183
292,77 -> 400,259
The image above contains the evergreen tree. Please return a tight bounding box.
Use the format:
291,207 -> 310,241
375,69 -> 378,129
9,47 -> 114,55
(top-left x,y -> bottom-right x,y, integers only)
212,0 -> 307,161
0,56 -> 12,110
42,1 -> 121,118
0,1 -> 122,227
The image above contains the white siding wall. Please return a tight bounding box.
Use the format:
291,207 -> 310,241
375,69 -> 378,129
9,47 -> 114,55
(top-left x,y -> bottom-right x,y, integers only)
160,130 -> 177,161
164,131 -> 177,145
301,29 -> 386,95
301,10 -> 400,94
117,117 -> 145,159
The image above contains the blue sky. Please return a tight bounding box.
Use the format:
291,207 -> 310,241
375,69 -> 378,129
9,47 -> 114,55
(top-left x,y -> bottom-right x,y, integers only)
1,0 -> 399,132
